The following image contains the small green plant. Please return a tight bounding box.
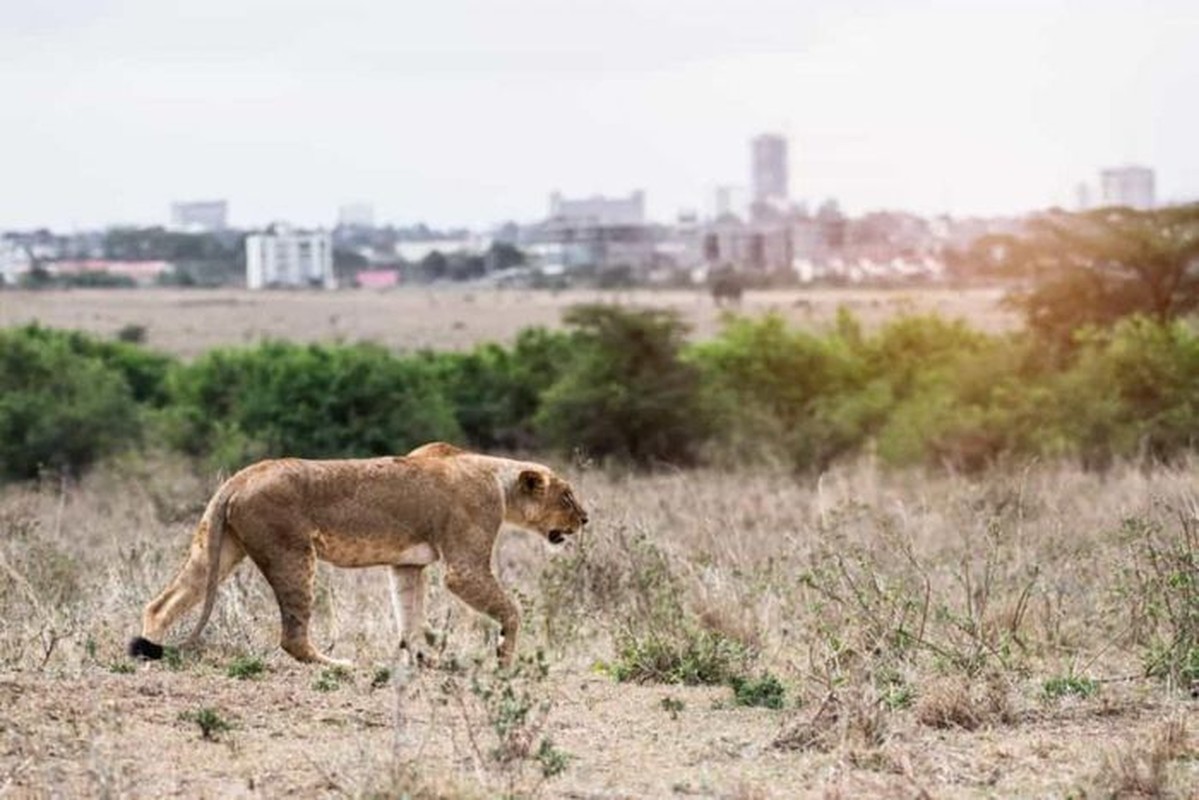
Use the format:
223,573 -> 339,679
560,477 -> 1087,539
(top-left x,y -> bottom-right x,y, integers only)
1118,513 -> 1198,686
313,665 -> 350,692
226,655 -> 265,680
1043,675 -> 1099,699
180,707 -> 232,741
447,649 -> 570,794
881,682 -> 915,711
371,667 -> 392,689
729,673 -> 786,709
659,696 -> 685,720
108,660 -> 135,674
162,646 -> 184,671
610,629 -> 749,686
84,638 -> 97,662
535,738 -> 570,779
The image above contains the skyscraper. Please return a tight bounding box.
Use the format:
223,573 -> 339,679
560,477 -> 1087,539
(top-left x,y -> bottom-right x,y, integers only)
751,134 -> 789,206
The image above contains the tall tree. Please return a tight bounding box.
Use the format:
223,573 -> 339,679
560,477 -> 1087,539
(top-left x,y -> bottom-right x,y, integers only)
1000,204 -> 1199,344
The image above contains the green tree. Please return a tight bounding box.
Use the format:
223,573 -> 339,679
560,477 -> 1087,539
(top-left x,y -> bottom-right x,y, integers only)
435,327 -> 575,449
536,305 -> 709,466
691,312 -> 878,470
0,327 -> 141,479
1053,316 -> 1199,467
998,204 -> 1199,345
487,241 -> 526,271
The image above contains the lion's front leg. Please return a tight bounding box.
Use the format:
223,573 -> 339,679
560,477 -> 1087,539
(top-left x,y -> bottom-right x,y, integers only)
443,562 -> 520,667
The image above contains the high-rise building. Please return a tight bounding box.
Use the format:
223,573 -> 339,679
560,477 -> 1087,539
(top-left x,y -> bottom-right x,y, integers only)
751,134 -> 789,206
170,200 -> 228,232
1100,166 -> 1155,210
245,224 -> 335,289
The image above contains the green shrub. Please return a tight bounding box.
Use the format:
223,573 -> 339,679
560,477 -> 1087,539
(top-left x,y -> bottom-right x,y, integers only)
180,707 -> 232,741
9,324 -> 172,406
313,665 -> 349,692
1042,675 -> 1098,699
370,667 -> 392,689
729,673 -> 787,709
1058,318 -> 1199,466
226,655 -> 265,680
434,327 -> 574,450
0,326 -> 143,479
166,341 -> 462,468
692,312 -> 879,470
536,305 -> 710,466
610,629 -> 750,686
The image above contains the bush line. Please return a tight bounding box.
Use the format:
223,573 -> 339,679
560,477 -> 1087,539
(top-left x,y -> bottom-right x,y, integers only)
3,305 -> 1198,481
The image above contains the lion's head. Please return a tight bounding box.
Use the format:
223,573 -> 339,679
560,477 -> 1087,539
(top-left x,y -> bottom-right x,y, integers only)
509,468 -> 588,545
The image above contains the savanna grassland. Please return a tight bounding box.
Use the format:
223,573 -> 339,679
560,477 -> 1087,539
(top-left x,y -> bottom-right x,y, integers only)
0,286 -> 1015,357
0,281 -> 1197,799
0,453 -> 1196,798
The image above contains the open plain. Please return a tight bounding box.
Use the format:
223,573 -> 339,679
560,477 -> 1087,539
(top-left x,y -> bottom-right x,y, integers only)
0,286 -> 1016,357
0,452 -> 1195,798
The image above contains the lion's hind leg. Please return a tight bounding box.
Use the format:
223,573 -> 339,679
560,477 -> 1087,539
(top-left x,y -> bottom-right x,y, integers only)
250,539 -> 351,668
132,522 -> 246,659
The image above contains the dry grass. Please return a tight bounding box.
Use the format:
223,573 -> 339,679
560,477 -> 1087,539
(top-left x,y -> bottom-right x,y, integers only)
0,285 -> 1016,357
1,453 -> 1198,797
1090,717 -> 1195,798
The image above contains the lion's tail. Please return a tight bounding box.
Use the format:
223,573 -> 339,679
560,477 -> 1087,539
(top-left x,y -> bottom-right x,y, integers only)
182,480 -> 236,649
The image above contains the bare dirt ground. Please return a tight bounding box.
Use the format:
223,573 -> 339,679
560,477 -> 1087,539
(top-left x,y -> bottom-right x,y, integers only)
1,455 -> 1196,798
0,286 -> 1017,357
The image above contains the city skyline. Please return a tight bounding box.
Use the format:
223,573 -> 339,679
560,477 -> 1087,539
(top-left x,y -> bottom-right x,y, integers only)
2,0 -> 1196,231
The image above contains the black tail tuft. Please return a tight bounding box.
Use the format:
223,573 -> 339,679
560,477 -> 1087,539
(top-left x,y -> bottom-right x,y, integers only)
128,636 -> 164,661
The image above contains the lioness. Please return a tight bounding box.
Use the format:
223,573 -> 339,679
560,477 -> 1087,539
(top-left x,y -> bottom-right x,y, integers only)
128,442 -> 588,667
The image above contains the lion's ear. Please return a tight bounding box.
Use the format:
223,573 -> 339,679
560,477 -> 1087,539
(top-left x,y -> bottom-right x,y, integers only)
518,470 -> 546,494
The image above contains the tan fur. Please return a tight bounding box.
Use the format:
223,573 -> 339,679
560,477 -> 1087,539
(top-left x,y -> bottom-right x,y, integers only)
134,443 -> 588,667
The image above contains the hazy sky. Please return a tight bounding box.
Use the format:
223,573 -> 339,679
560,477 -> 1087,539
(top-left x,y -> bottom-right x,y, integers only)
2,0 -> 1196,230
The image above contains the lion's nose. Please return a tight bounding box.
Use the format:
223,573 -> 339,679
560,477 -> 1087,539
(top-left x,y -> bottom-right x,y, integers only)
580,511 -> 589,526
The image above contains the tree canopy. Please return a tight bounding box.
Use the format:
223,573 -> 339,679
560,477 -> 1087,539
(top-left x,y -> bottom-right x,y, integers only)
999,204 -> 1199,344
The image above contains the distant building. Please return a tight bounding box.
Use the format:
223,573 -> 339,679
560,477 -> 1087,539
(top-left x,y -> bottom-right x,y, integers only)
0,239 -> 32,284
52,259 -> 172,286
549,190 -> 645,226
170,200 -> 228,232
338,202 -> 375,228
529,190 -> 656,275
355,268 -> 399,289
245,224 -> 335,289
751,134 -> 789,208
1100,166 -> 1155,210
711,185 -> 746,219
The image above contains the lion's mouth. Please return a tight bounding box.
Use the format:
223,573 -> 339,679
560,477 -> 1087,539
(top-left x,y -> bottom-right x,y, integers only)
548,530 -> 568,545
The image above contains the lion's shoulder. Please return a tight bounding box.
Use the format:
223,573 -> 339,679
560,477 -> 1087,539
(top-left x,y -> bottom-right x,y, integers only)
406,441 -> 470,460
